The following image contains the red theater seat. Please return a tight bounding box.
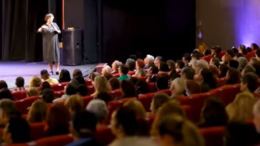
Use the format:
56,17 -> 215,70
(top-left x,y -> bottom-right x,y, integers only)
30,122 -> 46,140
199,126 -> 225,146
54,90 -> 64,98
139,93 -> 155,111
109,89 -> 122,99
128,71 -> 135,76
216,77 -> 227,87
12,90 -> 27,100
95,126 -> 115,145
148,82 -> 157,93
85,80 -> 92,86
87,86 -> 95,95
202,55 -> 212,63
36,134 -> 73,146
157,89 -> 171,96
15,96 -> 40,114
51,82 -> 68,91
82,96 -> 93,107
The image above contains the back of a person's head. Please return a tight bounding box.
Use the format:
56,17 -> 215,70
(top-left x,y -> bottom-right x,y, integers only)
109,77 -> 120,90
186,80 -> 201,95
72,110 -> 97,138
252,43 -> 259,50
77,85 -> 88,96
210,57 -> 220,67
170,77 -> 186,94
94,75 -> 110,94
154,115 -> 204,146
136,79 -> 149,94
157,101 -> 185,118
136,59 -> 145,69
156,76 -> 169,90
237,57 -> 248,71
225,121 -> 260,146
110,137 -> 159,146
183,53 -> 191,62
6,117 -> 31,143
191,51 -> 201,60
27,99 -> 47,123
120,64 -> 129,75
86,99 -> 108,123
166,60 -> 176,71
241,72 -> 259,92
15,77 -> 24,88
219,64 -> 229,78
42,88 -> 55,103
30,76 -> 42,88
202,98 -> 228,127
120,80 -> 136,97
125,58 -> 136,71
88,72 -> 100,82
226,49 -> 235,58
242,65 -> 256,75
152,93 -> 170,113
0,99 -> 20,124
40,81 -> 51,92
27,87 -> 40,97
159,62 -> 170,72
96,92 -> 112,103
176,60 -> 185,69
229,60 -> 239,69
0,80 -> 8,90
256,49 -> 260,57
59,69 -> 71,83
74,76 -> 86,85
0,88 -> 14,100
226,67 -> 240,85
65,81 -> 78,95
181,67 -> 195,80
123,99 -> 146,118
200,68 -> 217,89
65,95 -> 84,113
73,69 -> 83,78
150,64 -> 159,74
252,62 -> 260,77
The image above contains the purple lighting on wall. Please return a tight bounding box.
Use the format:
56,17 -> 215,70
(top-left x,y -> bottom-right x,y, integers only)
235,0 -> 260,47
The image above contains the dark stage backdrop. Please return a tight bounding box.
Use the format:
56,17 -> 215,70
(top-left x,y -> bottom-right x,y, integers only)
1,0 -> 61,61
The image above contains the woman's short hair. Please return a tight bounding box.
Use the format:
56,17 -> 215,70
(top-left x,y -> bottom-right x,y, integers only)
65,95 -> 84,113
136,59 -> 145,68
151,93 -> 170,113
44,13 -> 54,22
30,76 -> 42,88
73,69 -> 83,78
109,77 -> 120,90
27,87 -> 40,97
86,99 -> 108,122
170,78 -> 186,94
123,100 -> 146,118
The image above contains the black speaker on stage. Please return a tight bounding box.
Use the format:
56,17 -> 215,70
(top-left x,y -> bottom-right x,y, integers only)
61,29 -> 83,66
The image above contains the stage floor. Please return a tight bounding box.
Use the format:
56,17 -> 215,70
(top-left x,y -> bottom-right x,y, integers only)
0,61 -> 97,89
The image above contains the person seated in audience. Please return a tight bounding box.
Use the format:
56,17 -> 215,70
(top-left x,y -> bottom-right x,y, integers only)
0,99 -> 20,128
218,64 -> 229,78
154,56 -> 163,68
156,76 -> 169,91
251,43 -> 259,50
199,98 -> 228,128
118,65 -> 130,81
247,47 -> 252,52
96,92 -> 112,103
110,105 -> 149,144
45,103 -> 70,136
58,69 -> 71,83
116,80 -> 136,100
252,62 -> 260,77
255,48 -> 260,61
190,51 -> 201,68
42,88 -> 55,103
144,54 -> 155,69
233,53 -> 244,60
133,59 -> 146,77
204,49 -> 211,56
112,60 -> 122,74
198,68 -> 217,93
125,58 -> 136,71
185,80 -> 201,96
129,77 -> 139,86
238,44 -> 247,55
228,60 -> 239,69
101,65 -> 113,80
224,121 -> 260,146
181,67 -> 195,81
249,57 -> 260,65
74,75 -> 86,85
225,67 -> 240,85
198,43 -> 207,55
209,57 -> 220,68
240,72 -> 259,95
123,100 -> 146,118
237,57 -> 248,72
40,69 -> 59,85
150,93 -> 170,114
110,137 -> 158,146
226,49 -> 235,59
175,60 -> 185,73
222,54 -> 231,65
209,65 -> 219,78
66,111 -> 102,146
193,59 -> 209,76
109,77 -> 120,90
0,80 -> 8,91
152,115 -> 204,146
2,117 -> 31,145
241,65 -> 256,77
91,75 -> 111,97
72,69 -> 83,78
182,53 -> 191,67
86,99 -> 108,126
29,76 -> 42,88
27,87 -> 40,97
39,81 -> 51,94
146,65 -> 159,82
14,77 -> 25,91
253,99 -> 260,133
65,95 -> 84,115
77,84 -> 88,97
170,78 -> 186,100
159,62 -> 170,73
212,46 -> 222,59
27,99 -> 47,123
53,81 -> 78,103
0,89 -> 14,100
232,47 -> 238,54
167,60 -> 180,80
135,79 -> 149,94
226,92 -> 256,122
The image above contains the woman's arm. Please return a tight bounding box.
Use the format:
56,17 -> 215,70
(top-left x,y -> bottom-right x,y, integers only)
37,25 -> 47,33
53,23 -> 61,34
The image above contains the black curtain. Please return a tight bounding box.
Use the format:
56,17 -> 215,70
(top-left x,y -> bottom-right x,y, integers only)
0,0 -> 2,60
1,0 -> 50,61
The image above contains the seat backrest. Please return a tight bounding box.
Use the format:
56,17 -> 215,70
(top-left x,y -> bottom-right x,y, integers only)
87,86 -> 95,95
51,82 -> 68,91
95,126 -> 115,145
138,93 -> 155,111
85,80 -> 92,86
12,90 -> 27,100
199,126 -> 225,146
109,89 -> 122,100
36,134 -> 73,146
82,96 -> 93,107
30,122 -> 46,140
148,82 -> 157,93
202,55 -> 212,63
15,96 -> 40,114
157,89 -> 171,96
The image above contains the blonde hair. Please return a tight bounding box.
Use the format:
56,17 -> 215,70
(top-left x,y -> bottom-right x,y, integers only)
27,87 -> 40,97
92,75 -> 111,96
27,99 -> 47,123
65,95 -> 83,114
44,13 -> 54,22
199,43 -> 207,54
170,78 -> 186,95
226,92 -> 256,121
123,99 -> 146,118
30,76 -> 42,88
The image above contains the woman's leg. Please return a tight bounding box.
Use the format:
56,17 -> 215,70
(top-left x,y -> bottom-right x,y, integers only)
55,62 -> 60,72
48,63 -> 53,72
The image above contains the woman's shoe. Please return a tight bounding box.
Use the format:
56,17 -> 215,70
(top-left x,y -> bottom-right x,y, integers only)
56,71 -> 59,75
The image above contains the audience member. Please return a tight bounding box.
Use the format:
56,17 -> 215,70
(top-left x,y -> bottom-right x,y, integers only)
112,60 -> 122,73
240,72 -> 259,94
118,65 -> 129,81
228,60 -> 239,69
14,77 -> 25,91
74,75 -> 85,85
133,59 -> 146,77
182,53 -> 191,67
29,76 -> 42,88
170,78 -> 186,99
123,100 -> 146,118
91,75 -> 111,97
109,137 -> 158,146
237,57 -> 248,71
53,81 -> 78,103
76,84 -> 88,97
40,69 -> 59,85
65,95 -> 84,115
252,62 -> 260,77
96,92 -> 112,103
101,65 -> 113,80
251,43 -> 259,50
27,87 -> 40,97
167,60 -> 180,80
156,76 -> 169,90
218,64 -> 229,78
88,72 -> 101,84
0,89 -> 14,100
27,99 -> 47,123
209,57 -> 220,68
222,54 -> 231,65
241,65 -> 256,76
42,88 -> 55,103
0,80 -> 8,90
209,65 -> 219,78
186,80 -> 201,96
199,98 -> 228,128
86,99 -> 108,125
159,62 -> 169,72
117,80 -> 136,99
39,81 -> 51,94
58,69 -> 71,83
144,54 -> 155,69
109,77 -> 120,90
0,99 -> 20,127
72,69 -> 83,78
226,49 -> 235,59
125,58 -> 136,71
199,68 -> 217,92
181,67 -> 195,81
146,65 -> 159,82
154,56 -> 163,68
150,93 -> 170,114
225,68 -> 240,85
136,79 -> 149,94
175,60 -> 185,72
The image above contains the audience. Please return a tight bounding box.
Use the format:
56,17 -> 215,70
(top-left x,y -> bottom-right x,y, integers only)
133,59 -> 146,77
209,57 -> 220,68
76,84 -> 88,97
109,77 -> 120,90
181,67 -> 195,81
42,88 -> 55,103
65,95 -> 84,115
72,69 -> 83,78
58,69 -> 71,83
117,80 -> 136,99
53,81 -> 78,103
225,68 -> 240,85
118,65 -> 129,81
150,93 -> 170,114
0,99 -> 20,127
170,78 -> 186,99
123,100 -> 146,118
167,60 -> 180,80
27,99 -> 47,123
0,80 -> 8,90
27,87 -> 40,97
186,80 -> 201,96
112,60 -> 122,73
96,92 -> 112,103
0,88 -> 14,100
101,65 -> 113,80
240,72 -> 259,94
237,57 -> 248,71
14,77 -> 25,91
125,58 -> 136,71
39,81 -> 51,94
40,69 -> 59,85
86,99 -> 108,125
144,54 -> 155,69
218,64 -> 229,78
91,75 -> 111,97
156,76 -> 169,90
199,68 -> 217,93
182,53 -> 191,66
228,60 -> 239,69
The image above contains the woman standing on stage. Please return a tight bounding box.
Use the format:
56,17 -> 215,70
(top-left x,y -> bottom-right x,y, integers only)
37,13 -> 61,75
